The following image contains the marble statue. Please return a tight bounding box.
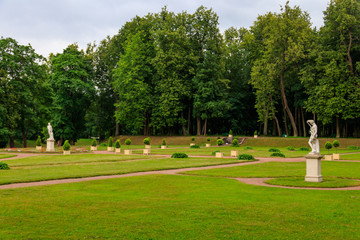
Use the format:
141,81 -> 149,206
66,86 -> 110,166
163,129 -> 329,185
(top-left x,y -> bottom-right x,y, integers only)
47,122 -> 54,140
307,120 -> 319,155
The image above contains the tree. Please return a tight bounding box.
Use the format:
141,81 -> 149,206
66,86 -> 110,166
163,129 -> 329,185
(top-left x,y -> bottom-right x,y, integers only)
49,44 -> 94,145
0,37 -> 50,148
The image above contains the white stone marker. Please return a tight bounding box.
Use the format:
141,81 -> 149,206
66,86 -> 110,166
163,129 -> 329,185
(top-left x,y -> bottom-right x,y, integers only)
305,120 -> 323,182
46,122 -> 55,152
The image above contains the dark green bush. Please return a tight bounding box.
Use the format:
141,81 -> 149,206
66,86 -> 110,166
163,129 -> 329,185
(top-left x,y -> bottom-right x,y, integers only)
238,154 -> 254,160
244,146 -> 253,150
162,138 -> 166,146
0,162 -> 10,170
206,137 -> 210,142
143,137 -> 150,145
91,137 -> 97,147
299,147 -> 310,151
217,139 -> 224,146
270,152 -> 285,158
63,140 -> 71,151
171,153 -> 188,158
333,140 -> 340,153
36,136 -> 42,146
229,129 -> 233,135
190,145 -> 200,148
287,147 -> 295,151
115,140 -> 121,148
231,139 -> 240,147
349,145 -> 358,150
108,137 -> 113,147
125,139 -> 131,145
100,143 -> 107,147
191,137 -> 195,142
254,130 -> 258,135
268,148 -> 280,152
325,141 -> 332,154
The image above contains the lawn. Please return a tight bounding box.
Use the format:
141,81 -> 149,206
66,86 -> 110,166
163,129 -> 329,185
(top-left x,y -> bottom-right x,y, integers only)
0,154 -> 16,159
0,154 -> 242,185
0,174 -> 360,239
339,153 -> 360,161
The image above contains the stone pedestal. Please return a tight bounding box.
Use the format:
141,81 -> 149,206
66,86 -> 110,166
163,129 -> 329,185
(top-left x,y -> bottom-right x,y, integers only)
145,145 -> 151,149
124,149 -> 132,155
107,147 -> 114,152
143,149 -> 151,155
333,154 -> 340,160
230,150 -> 238,157
36,146 -> 42,150
190,143 -> 195,146
115,148 -> 121,153
46,139 -> 55,152
63,150 -> 70,155
324,155 -> 333,161
215,152 -> 224,158
161,145 -> 167,149
91,146 -> 97,151
305,154 -> 323,182
206,143 -> 211,147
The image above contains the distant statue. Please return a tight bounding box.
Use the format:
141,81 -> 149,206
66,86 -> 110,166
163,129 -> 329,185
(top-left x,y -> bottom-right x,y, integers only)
47,122 -> 54,140
307,120 -> 319,155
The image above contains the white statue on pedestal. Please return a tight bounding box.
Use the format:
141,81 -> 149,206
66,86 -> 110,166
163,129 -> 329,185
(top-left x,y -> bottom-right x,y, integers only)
307,120 -> 319,155
47,122 -> 54,140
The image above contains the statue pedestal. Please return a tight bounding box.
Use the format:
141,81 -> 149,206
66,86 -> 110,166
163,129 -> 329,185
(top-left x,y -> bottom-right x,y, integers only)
46,139 -> 55,152
305,154 -> 323,182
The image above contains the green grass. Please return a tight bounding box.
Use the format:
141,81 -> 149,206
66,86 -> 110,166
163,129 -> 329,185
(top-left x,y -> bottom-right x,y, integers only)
0,154 -> 16,159
265,177 -> 360,188
1,175 -> 360,239
183,161 -> 360,179
0,155 -> 241,185
339,153 -> 360,161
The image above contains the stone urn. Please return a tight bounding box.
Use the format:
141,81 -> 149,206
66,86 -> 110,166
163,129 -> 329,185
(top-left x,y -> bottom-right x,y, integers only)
91,146 -> 97,151
63,150 -> 71,155
36,146 -> 42,150
107,147 -> 114,152
254,135 -> 258,138
115,148 -> 121,153
161,145 -> 167,149
190,143 -> 195,146
206,143 -> 211,147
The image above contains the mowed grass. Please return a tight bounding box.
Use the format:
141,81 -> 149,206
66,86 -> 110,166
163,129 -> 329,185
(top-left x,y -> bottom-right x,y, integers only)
0,154 -> 241,185
0,154 -> 16,159
339,153 -> 360,161
265,177 -> 360,188
183,161 -> 360,179
1,175 -> 360,239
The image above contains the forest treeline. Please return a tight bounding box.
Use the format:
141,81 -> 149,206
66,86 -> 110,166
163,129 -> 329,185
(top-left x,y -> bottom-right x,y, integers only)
1,0 -> 360,147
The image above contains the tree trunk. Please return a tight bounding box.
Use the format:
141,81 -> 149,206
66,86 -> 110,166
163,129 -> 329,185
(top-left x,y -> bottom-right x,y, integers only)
181,112 -> 187,136
187,107 -> 191,136
9,136 -> 15,148
336,116 -> 340,138
280,72 -> 298,136
115,122 -> 119,136
282,102 -> 289,136
301,107 -> 306,137
263,109 -> 269,136
98,126 -> 102,140
21,126 -> 27,148
196,116 -> 201,136
274,114 -> 281,136
203,118 -> 207,136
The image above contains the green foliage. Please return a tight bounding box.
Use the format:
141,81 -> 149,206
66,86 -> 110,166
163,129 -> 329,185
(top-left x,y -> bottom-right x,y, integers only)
115,140 -> 121,149
125,139 -> 132,145
237,154 -> 254,160
36,136 -> 42,146
348,145 -> 358,150
325,141 -> 333,154
299,147 -> 310,151
244,146 -> 253,150
171,153 -> 188,158
0,162 -> 10,170
254,131 -> 258,135
229,129 -> 233,135
143,137 -> 150,145
162,138 -> 166,146
268,148 -> 280,152
287,147 -> 296,151
62,140 -> 71,151
191,137 -> 195,142
333,140 -> 340,148
190,145 -> 200,149
108,137 -> 113,147
206,137 -> 211,142
217,139 -> 224,146
100,143 -> 107,147
211,151 -> 220,156
270,152 -> 285,158
91,138 -> 97,147
231,139 -> 240,147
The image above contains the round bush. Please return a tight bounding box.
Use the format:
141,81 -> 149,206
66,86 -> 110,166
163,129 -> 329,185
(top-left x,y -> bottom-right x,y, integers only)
36,136 -> 42,146
287,147 -> 295,151
0,162 -> 10,170
115,140 -> 121,148
190,145 -> 200,148
108,137 -> 113,147
325,141 -> 332,153
268,148 -> 280,152
171,153 -> 188,158
191,137 -> 195,142
162,138 -> 166,146
143,137 -> 150,145
91,137 -> 97,147
229,129 -> 233,135
231,139 -> 240,147
217,139 -> 224,146
206,137 -> 211,142
299,147 -> 310,151
125,139 -> 131,145
244,146 -> 253,150
349,145 -> 358,150
237,154 -> 254,160
62,140 -> 71,151
254,130 -> 258,135
333,140 -> 340,148
270,152 -> 285,158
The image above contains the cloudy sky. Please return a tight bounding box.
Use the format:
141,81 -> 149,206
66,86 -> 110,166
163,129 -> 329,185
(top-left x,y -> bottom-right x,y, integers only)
0,0 -> 329,57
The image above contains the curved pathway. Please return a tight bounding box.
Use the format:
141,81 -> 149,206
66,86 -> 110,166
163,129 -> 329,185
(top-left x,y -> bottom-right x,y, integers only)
1,151 -> 360,190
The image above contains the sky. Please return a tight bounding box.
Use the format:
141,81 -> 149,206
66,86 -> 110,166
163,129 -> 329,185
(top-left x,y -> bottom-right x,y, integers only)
0,0 -> 329,57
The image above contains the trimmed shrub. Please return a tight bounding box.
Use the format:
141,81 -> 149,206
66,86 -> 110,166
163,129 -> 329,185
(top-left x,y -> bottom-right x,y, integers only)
229,129 -> 233,135
108,137 -> 113,147
191,137 -> 195,142
349,145 -> 358,150
211,150 -> 220,156
143,137 -> 150,145
115,140 -> 121,149
36,136 -> 42,146
333,140 -> 340,153
217,139 -> 224,146
91,138 -> 97,147
254,130 -> 258,135
171,153 -> 188,158
100,143 -> 107,147
270,152 -> 285,158
125,139 -> 132,146
63,140 -> 71,151
238,154 -> 254,160
231,139 -> 240,147
244,146 -> 253,150
268,148 -> 280,152
0,162 -> 10,170
299,147 -> 310,151
162,138 -> 166,146
325,141 -> 332,154
190,145 -> 200,148
206,137 -> 211,142
287,147 -> 295,151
